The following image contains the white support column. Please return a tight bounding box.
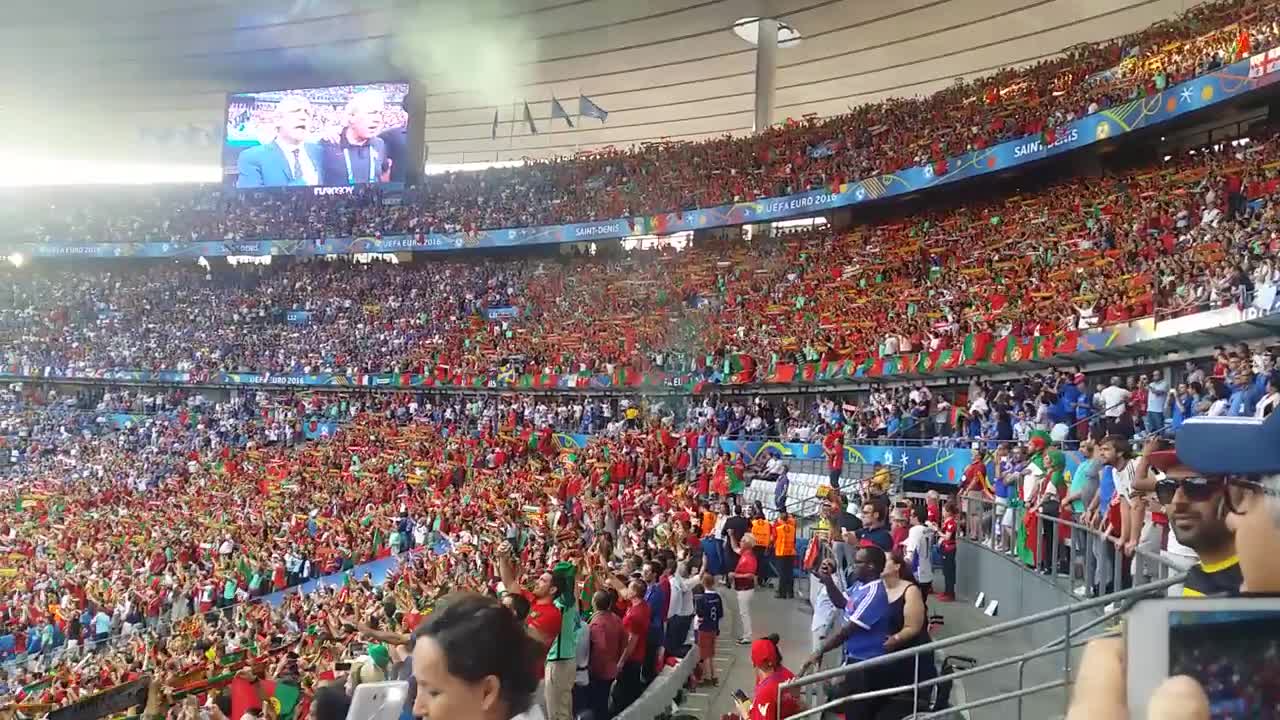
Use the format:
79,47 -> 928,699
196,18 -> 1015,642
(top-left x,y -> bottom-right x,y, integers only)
753,17 -> 778,133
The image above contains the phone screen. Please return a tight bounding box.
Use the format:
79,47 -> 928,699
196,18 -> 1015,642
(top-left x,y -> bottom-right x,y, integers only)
733,689 -> 750,704
1169,609 -> 1280,718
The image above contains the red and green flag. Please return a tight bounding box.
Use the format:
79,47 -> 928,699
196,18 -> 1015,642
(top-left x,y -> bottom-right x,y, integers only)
769,363 -> 797,384
1054,330 -> 1080,355
264,680 -> 302,720
867,357 -> 885,377
723,354 -> 756,384
611,367 -> 642,387
800,362 -> 819,383
726,463 -> 745,494
961,332 -> 993,365
989,335 -> 1016,364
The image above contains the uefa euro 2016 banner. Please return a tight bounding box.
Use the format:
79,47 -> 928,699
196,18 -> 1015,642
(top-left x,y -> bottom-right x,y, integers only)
23,48 -> 1280,261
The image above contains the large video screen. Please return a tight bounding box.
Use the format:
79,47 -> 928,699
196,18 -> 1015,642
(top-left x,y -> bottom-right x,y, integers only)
224,82 -> 410,189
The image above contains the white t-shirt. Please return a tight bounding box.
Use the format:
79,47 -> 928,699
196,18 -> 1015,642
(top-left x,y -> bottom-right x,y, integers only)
1099,386 -> 1131,417
810,571 -> 847,633
668,575 -> 698,619
1022,462 -> 1044,502
1111,459 -> 1138,504
905,524 -> 935,582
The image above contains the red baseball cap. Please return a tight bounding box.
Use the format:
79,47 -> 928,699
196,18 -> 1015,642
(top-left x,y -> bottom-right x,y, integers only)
750,638 -> 780,668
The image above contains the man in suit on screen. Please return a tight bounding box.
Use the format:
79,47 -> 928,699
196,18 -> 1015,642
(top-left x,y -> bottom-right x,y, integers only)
235,95 -> 325,188
320,90 -> 391,185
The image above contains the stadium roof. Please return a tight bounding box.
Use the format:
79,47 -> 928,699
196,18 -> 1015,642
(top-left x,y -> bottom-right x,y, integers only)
0,0 -> 1198,180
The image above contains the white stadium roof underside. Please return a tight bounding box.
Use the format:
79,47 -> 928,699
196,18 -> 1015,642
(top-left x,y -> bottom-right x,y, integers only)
0,0 -> 1205,182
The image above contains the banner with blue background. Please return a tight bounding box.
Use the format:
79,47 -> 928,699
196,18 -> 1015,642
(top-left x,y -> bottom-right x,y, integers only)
550,433 -> 1081,487
20,49 -> 1280,261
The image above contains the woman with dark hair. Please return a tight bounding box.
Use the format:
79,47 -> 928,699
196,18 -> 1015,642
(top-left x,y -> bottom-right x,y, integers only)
866,547 -> 936,714
310,683 -> 352,720
410,593 -> 541,720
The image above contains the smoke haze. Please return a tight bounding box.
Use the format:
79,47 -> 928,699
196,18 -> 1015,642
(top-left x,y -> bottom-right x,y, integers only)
392,0 -> 538,108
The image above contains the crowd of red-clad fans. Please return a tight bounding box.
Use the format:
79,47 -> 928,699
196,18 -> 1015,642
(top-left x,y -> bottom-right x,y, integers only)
2,0 -> 1279,245
4,120 -> 1280,385
0,384 -> 780,720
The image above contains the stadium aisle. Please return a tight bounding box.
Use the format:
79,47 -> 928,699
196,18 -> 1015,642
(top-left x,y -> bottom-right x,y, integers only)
691,583 -> 1070,720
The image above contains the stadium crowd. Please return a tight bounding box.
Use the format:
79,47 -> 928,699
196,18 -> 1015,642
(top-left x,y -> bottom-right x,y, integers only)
3,4 -> 1280,720
3,0 -> 1280,245
5,116 -> 1280,389
0,386 -> 729,718
3,357 -> 1269,720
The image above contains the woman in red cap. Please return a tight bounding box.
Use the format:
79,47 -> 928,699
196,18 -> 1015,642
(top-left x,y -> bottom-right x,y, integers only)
735,634 -> 803,720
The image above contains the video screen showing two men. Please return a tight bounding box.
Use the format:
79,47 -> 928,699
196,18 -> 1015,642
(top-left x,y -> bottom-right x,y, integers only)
224,82 -> 410,189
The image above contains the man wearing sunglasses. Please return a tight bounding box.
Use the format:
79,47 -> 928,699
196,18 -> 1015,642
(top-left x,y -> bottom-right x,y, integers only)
1176,410 -> 1280,595
1133,441 -> 1239,597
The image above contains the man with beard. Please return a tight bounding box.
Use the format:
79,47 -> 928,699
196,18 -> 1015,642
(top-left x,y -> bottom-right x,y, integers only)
1136,441 -> 1240,597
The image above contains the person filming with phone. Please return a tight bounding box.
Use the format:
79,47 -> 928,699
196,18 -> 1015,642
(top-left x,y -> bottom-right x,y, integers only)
1067,410 -> 1280,719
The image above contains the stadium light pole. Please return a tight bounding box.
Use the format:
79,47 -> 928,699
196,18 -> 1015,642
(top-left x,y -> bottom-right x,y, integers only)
753,17 -> 778,133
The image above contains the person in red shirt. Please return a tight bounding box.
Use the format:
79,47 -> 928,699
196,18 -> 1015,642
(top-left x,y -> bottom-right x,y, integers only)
497,543 -> 561,681
729,534 -> 758,644
586,591 -> 625,720
939,502 -> 959,601
823,425 -> 845,486
615,580 -> 650,712
889,508 -> 910,554
742,635 -> 803,720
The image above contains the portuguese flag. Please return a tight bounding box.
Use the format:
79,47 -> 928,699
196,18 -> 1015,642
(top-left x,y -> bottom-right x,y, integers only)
726,461 -> 745,494
989,335 -> 1016,364
961,332 -> 992,365
1053,330 -> 1080,355
263,680 -> 302,720
723,354 -> 757,384
611,367 -> 641,387
800,362 -> 819,383
1012,501 -> 1035,566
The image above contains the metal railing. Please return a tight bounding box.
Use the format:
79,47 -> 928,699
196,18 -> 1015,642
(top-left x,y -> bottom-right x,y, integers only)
957,493 -> 1184,599
776,496 -> 1188,719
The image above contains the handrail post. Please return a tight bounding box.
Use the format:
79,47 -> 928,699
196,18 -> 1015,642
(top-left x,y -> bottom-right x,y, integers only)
911,651 -> 921,719
1062,606 -> 1073,717
1051,515 -> 1060,578
1016,656 -> 1026,719
1112,535 -> 1122,594
1066,515 -> 1075,591
1036,509 -> 1044,573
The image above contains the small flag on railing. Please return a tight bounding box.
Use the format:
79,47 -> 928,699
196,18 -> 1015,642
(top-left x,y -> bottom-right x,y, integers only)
579,94 -> 608,122
550,96 -> 574,128
490,109 -> 499,140
523,101 -> 538,135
